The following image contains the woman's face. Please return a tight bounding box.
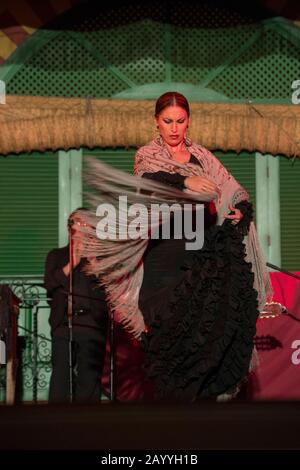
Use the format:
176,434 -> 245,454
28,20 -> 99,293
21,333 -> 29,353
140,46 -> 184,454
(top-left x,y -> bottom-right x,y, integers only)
156,105 -> 189,147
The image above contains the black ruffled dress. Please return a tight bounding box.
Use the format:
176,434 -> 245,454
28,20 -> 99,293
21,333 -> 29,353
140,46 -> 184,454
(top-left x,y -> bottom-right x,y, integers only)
138,156 -> 258,401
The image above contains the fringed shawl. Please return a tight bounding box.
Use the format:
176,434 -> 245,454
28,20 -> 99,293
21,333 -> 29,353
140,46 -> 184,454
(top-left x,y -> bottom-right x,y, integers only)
79,137 -> 272,337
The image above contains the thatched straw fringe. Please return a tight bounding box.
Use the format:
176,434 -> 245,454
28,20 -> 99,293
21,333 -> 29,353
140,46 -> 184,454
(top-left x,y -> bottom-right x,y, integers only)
0,95 -> 300,157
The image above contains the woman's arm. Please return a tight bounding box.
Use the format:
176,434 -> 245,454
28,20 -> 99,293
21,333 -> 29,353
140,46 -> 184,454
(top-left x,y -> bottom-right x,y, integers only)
142,171 -> 220,200
142,171 -> 186,190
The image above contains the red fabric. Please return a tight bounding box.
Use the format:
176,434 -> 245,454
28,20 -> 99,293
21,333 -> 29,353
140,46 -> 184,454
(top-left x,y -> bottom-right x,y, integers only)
249,272 -> 300,400
101,324 -> 153,402
102,271 -> 300,401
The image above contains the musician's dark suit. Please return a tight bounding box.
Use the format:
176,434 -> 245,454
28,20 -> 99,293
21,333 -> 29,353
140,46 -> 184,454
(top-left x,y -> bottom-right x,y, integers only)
44,245 -> 108,403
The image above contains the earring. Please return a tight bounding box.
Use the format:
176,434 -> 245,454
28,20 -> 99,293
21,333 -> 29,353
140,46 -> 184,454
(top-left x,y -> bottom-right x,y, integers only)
184,129 -> 192,147
154,125 -> 161,141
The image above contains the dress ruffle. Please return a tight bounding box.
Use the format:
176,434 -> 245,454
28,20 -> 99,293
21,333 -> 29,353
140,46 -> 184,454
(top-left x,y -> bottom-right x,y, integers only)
140,220 -> 259,401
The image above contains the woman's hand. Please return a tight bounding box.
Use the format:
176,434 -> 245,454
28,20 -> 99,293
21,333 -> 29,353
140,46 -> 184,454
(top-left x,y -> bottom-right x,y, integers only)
184,175 -> 221,200
223,204 -> 243,225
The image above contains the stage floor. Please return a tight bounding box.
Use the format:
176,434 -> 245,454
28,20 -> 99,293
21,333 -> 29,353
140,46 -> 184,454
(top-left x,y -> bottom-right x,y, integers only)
0,401 -> 300,452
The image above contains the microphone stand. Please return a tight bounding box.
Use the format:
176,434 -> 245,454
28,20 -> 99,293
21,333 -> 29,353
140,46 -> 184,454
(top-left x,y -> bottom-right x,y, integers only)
109,308 -> 115,402
266,262 -> 300,281
67,224 -> 74,403
61,289 -> 116,402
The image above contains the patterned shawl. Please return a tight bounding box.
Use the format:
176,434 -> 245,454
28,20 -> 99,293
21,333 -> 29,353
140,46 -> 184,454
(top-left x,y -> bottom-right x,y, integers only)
79,137 -> 272,337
